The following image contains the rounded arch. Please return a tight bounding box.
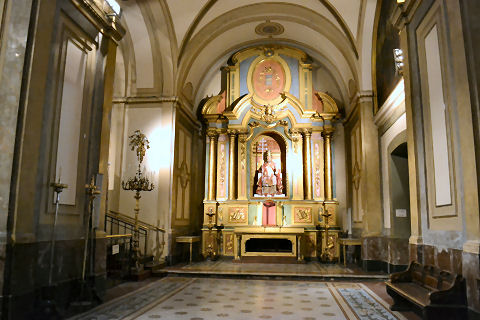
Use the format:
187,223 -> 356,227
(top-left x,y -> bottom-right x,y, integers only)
177,3 -> 359,106
194,40 -> 350,114
251,130 -> 288,198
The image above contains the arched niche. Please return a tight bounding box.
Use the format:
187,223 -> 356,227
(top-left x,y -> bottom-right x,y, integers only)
250,131 -> 287,198
386,129 -> 411,239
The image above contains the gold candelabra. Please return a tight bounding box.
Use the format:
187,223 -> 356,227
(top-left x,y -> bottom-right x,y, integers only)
204,208 -> 218,260
320,208 -> 335,262
121,130 -> 154,270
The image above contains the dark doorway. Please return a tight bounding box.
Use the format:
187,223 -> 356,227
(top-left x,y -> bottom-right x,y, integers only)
389,142 -> 411,238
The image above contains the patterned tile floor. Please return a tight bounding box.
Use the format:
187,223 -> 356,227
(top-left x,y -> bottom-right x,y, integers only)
71,277 -> 410,320
165,258 -> 387,279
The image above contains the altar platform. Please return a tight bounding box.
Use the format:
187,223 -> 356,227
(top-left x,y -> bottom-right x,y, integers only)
164,258 -> 388,281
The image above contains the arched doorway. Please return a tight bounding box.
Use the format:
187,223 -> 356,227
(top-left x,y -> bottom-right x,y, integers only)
389,142 -> 411,239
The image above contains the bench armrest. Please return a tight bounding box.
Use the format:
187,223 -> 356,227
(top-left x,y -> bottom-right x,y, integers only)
429,275 -> 467,305
390,261 -> 416,283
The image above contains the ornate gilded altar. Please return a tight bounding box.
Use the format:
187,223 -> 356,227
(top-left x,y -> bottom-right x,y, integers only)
201,46 -> 341,261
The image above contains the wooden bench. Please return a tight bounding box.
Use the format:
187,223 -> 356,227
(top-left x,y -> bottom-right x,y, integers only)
386,261 -> 468,319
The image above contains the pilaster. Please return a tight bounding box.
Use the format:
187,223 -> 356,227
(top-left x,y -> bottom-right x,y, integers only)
227,130 -> 237,200
359,96 -> 382,237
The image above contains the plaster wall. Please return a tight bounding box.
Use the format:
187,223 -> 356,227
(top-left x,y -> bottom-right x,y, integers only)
122,1 -> 154,89
112,104 -> 175,254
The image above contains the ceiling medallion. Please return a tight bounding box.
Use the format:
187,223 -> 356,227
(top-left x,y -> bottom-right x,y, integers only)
255,21 -> 284,36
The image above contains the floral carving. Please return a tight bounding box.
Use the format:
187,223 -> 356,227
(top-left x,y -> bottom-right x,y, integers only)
228,207 -> 247,223
294,207 -> 312,223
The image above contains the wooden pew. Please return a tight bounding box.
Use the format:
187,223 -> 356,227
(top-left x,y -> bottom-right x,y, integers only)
385,261 -> 468,319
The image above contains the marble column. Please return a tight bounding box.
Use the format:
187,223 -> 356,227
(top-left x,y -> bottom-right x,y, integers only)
302,129 -> 313,200
207,129 -> 218,201
322,129 -> 334,201
228,130 -> 236,200
0,0 -> 35,301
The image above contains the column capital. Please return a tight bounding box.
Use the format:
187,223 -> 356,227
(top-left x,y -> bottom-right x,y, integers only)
227,129 -> 238,137
321,127 -> 335,138
207,129 -> 219,140
301,128 -> 312,137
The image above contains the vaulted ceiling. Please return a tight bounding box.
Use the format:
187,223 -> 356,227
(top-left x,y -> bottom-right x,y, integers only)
115,0 -> 378,115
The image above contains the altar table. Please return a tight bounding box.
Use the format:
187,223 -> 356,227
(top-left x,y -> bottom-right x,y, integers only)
233,227 -> 305,261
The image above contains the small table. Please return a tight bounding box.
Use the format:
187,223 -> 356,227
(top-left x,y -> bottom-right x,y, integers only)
339,238 -> 362,267
176,236 -> 201,264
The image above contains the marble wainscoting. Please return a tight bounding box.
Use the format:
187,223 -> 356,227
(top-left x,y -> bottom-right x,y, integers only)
4,237 -> 108,318
408,243 -> 463,275
361,236 -> 409,273
410,243 -> 480,314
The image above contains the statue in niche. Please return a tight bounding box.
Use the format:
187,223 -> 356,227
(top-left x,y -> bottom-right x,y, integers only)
255,150 -> 283,196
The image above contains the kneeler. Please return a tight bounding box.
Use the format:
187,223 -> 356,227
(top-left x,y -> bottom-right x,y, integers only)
262,201 -> 276,226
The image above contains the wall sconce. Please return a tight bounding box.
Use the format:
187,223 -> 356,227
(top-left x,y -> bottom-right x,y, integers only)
393,48 -> 404,76
396,0 -> 406,3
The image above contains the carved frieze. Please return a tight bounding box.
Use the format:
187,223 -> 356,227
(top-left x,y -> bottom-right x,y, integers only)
237,133 -> 248,200
216,134 -> 227,199
223,232 -> 234,256
312,132 -> 324,200
293,207 -> 312,224
227,207 -> 248,223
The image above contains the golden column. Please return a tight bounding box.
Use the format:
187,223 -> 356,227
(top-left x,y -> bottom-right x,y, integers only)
322,128 -> 334,200
228,130 -> 236,200
207,129 -> 218,201
302,129 -> 313,200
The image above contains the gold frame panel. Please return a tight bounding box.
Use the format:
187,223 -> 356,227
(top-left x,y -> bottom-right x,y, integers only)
223,231 -> 235,256
226,206 -> 248,224
246,54 -> 292,106
292,206 -> 313,224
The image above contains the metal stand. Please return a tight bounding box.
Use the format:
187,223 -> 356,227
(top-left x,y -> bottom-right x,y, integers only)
69,176 -> 101,311
320,208 -> 335,263
204,209 -> 218,260
39,181 -> 67,319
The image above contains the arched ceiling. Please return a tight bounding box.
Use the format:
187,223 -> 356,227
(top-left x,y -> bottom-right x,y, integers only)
116,0 -> 377,115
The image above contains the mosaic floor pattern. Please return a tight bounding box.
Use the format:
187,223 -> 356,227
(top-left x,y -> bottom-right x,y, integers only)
71,277 -> 406,320
165,258 -> 387,279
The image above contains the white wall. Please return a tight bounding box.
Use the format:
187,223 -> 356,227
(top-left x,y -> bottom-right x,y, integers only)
118,105 -> 174,226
